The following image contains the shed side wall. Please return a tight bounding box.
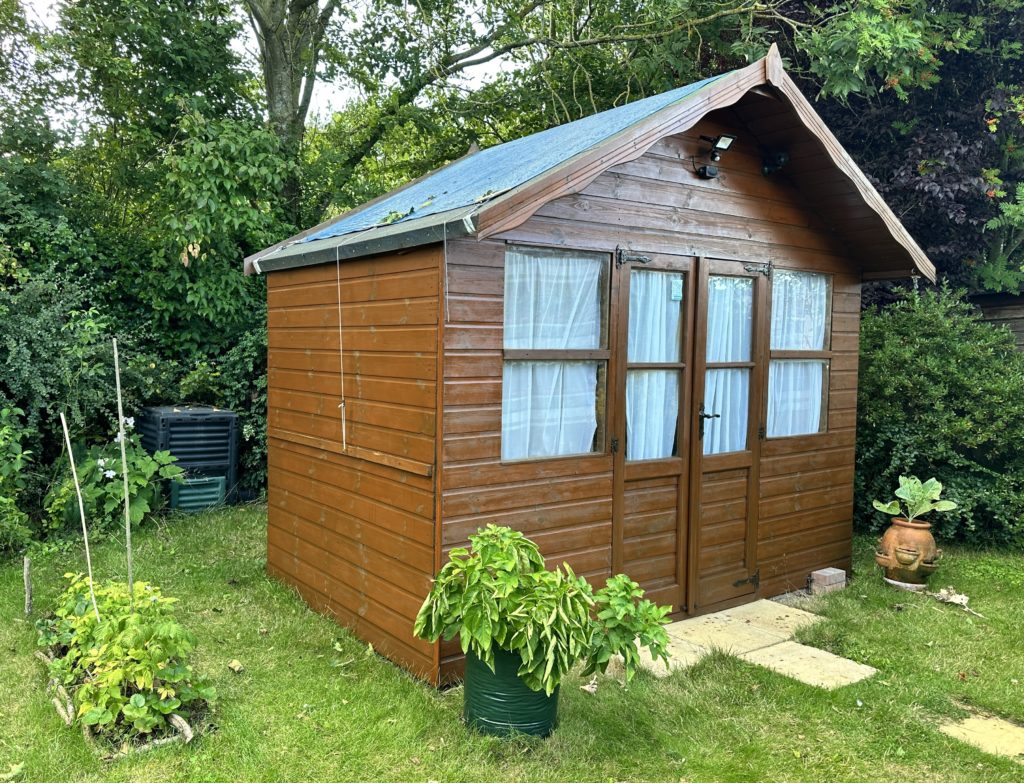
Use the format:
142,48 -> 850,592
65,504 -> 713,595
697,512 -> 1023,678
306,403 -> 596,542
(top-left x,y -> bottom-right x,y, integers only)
265,247 -> 439,679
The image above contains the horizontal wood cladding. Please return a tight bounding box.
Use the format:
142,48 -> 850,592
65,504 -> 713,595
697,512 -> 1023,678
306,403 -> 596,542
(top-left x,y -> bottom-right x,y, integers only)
266,247 -> 439,469
265,247 -> 440,682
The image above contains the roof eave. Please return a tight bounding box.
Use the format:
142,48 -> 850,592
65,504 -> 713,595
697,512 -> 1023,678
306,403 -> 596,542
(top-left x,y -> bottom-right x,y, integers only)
247,207 -> 477,275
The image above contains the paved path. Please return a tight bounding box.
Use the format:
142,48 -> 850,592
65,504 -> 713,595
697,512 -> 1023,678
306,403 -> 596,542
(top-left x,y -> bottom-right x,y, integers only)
638,599 -> 876,689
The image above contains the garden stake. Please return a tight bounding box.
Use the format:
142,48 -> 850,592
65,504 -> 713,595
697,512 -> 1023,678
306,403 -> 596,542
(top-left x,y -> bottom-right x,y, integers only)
23,556 -> 31,616
112,338 -> 134,609
59,412 -> 101,623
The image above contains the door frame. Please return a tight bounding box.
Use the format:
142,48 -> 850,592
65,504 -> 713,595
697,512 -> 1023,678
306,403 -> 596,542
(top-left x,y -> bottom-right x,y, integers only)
685,257 -> 770,613
609,251 -> 695,612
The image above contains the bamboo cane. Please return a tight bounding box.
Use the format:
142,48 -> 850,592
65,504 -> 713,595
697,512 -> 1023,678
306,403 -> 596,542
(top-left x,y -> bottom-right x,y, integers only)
112,339 -> 134,609
59,412 -> 100,623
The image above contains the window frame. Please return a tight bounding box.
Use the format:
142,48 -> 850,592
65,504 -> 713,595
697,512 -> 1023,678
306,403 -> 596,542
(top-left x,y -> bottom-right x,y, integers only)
765,267 -> 834,439
500,244 -> 613,463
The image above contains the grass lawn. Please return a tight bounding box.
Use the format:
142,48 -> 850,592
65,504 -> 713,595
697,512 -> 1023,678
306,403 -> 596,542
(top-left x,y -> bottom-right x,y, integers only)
1,506 -> 1022,783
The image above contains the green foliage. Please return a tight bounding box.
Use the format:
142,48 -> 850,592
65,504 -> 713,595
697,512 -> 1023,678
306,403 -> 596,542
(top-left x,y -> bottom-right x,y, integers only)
45,429 -> 183,536
178,361 -> 223,405
0,407 -> 32,554
36,573 -> 215,738
414,525 -> 670,695
857,286 -> 1024,545
584,574 -> 671,680
871,475 -> 957,523
800,0 -> 972,101
219,326 -> 268,493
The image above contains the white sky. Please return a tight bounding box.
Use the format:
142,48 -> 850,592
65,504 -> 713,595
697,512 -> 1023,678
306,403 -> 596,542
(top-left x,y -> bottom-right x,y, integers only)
20,0 -> 512,123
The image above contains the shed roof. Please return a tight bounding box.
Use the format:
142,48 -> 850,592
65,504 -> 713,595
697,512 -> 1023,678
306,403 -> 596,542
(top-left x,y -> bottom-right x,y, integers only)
247,46 -> 935,282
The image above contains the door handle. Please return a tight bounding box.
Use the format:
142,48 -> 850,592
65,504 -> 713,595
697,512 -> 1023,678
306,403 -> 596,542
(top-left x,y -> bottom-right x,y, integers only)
698,404 -> 720,439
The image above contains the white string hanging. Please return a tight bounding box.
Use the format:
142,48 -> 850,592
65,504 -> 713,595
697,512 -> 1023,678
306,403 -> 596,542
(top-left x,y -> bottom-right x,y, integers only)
443,219 -> 451,325
335,245 -> 348,451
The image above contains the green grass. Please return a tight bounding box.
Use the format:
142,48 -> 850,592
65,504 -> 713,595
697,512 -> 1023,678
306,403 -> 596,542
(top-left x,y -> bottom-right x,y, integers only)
1,507 -> 1022,782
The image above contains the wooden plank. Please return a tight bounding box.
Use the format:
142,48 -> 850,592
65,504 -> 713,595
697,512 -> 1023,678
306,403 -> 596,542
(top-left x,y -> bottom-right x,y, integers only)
268,298 -> 438,328
268,269 -> 438,309
443,497 -> 612,545
443,473 -> 612,516
268,348 -> 437,381
268,325 -> 436,353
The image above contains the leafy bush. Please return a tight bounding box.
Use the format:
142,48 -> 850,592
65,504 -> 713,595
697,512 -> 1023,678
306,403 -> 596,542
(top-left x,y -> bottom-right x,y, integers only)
219,326 -> 267,493
37,574 -> 215,738
857,286 -> 1024,546
414,525 -> 670,695
45,427 -> 183,536
0,407 -> 32,553
0,268 -> 170,509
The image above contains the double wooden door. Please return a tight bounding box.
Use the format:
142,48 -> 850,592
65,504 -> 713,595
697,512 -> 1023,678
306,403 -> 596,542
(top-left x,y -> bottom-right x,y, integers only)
610,255 -> 767,614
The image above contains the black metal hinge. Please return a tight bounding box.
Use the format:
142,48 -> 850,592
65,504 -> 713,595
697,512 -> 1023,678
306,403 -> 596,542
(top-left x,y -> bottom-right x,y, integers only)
743,260 -> 773,277
733,569 -> 760,589
610,437 -> 619,453
616,245 -> 652,268
758,425 -> 766,441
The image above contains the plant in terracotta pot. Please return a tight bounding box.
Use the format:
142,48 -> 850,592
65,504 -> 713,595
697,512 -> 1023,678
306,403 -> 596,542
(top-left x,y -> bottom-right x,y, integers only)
413,525 -> 670,737
873,475 -> 957,590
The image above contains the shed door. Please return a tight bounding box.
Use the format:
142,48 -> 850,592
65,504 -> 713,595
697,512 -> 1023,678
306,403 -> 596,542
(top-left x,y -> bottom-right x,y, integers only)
687,258 -> 767,612
611,253 -> 694,612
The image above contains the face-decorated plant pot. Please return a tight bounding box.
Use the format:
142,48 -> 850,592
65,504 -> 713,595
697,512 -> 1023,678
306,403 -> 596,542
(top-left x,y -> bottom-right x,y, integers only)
875,517 -> 942,587
463,647 -> 559,737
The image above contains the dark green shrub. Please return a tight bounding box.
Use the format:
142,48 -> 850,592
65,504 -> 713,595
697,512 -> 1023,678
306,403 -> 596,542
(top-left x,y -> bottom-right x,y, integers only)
0,268 -> 171,510
219,325 -> 267,493
37,574 -> 215,740
856,286 -> 1024,546
0,407 -> 32,554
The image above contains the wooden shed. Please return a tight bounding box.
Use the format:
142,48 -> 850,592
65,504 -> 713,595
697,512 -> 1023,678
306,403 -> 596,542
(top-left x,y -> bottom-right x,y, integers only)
246,46 -> 935,684
970,293 -> 1024,351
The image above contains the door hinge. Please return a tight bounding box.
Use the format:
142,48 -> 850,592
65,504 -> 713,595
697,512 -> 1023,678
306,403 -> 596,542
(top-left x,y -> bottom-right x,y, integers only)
733,569 -> 760,589
758,425 -> 766,441
743,260 -> 773,277
610,437 -> 619,453
616,245 -> 651,268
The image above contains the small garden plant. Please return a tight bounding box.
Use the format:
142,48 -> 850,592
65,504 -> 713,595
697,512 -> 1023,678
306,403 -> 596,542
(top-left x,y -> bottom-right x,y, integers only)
44,424 -> 183,535
36,573 -> 215,741
872,475 -> 957,523
414,525 -> 671,695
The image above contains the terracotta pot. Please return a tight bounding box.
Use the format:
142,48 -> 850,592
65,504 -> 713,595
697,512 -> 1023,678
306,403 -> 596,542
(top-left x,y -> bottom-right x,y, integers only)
875,517 -> 942,586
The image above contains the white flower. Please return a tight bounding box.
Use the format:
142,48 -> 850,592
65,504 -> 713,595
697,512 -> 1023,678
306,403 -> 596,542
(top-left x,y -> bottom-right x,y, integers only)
104,469 -> 116,479
113,432 -> 123,443
123,416 -> 135,430
96,458 -> 106,467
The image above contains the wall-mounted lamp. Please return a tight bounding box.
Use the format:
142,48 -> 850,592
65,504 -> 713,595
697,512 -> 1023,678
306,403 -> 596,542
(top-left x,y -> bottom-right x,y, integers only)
700,134 -> 737,162
762,149 -> 790,176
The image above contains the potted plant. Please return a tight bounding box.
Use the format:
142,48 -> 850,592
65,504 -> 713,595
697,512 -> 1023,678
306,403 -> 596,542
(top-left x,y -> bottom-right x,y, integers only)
872,475 -> 957,590
413,525 -> 671,737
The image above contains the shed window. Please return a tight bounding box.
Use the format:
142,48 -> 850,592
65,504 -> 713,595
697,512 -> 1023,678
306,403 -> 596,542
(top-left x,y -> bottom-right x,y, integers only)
767,270 -> 831,437
501,246 -> 608,461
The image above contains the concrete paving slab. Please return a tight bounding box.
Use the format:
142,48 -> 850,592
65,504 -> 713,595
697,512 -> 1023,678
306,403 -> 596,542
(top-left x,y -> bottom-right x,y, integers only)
637,638 -> 709,678
715,599 -> 822,637
739,640 -> 877,689
666,613 -> 787,655
940,715 -> 1024,764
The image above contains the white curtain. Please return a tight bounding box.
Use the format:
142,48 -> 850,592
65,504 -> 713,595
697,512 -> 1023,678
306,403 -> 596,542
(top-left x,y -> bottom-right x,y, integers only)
703,277 -> 752,455
503,248 -> 602,349
625,270 -> 682,461
767,270 -> 830,437
501,247 -> 603,460
771,270 -> 828,350
767,360 -> 826,437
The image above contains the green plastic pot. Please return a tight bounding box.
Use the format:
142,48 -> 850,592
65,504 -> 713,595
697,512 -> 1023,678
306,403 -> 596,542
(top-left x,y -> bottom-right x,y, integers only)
463,647 -> 559,737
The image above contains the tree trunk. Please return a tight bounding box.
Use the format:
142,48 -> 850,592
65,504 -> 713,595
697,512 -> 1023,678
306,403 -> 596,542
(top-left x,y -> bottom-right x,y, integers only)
244,0 -> 338,223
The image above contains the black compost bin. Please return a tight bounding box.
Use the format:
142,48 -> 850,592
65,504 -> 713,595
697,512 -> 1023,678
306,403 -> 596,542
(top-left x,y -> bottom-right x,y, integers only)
138,405 -> 239,504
